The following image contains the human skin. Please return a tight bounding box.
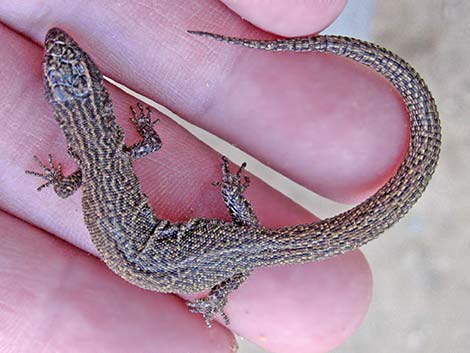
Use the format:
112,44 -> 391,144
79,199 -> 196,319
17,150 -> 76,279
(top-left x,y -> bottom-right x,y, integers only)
221,0 -> 348,36
0,0 -> 408,352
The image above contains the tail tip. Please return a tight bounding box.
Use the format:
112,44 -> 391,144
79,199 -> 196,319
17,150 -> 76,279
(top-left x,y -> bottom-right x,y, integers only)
187,30 -> 208,36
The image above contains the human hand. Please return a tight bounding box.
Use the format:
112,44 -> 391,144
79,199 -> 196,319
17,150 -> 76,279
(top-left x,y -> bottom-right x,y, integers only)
0,1 -> 408,352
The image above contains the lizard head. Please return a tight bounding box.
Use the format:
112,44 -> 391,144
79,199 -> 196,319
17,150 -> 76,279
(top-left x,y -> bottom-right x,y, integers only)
43,28 -> 104,106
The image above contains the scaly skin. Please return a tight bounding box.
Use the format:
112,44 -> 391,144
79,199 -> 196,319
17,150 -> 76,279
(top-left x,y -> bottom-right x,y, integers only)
27,28 -> 441,327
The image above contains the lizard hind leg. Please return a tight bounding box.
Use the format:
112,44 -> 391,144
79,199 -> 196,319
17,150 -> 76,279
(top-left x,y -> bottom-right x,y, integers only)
186,156 -> 256,327
217,156 -> 259,226
125,102 -> 162,159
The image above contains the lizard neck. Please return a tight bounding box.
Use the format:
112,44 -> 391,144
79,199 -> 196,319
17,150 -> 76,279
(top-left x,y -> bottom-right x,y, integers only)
54,91 -> 124,164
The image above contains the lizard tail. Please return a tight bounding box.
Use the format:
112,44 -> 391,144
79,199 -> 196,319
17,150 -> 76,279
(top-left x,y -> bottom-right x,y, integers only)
189,32 -> 441,265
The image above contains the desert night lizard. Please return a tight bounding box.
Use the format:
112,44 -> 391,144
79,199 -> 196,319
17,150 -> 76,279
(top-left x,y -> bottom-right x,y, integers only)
26,28 -> 441,327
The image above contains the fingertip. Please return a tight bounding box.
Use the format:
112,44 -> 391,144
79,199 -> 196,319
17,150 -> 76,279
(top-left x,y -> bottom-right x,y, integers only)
220,0 -> 348,36
229,251 -> 372,352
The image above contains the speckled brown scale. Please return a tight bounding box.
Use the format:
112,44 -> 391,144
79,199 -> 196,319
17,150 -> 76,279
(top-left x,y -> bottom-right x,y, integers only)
27,28 -> 441,327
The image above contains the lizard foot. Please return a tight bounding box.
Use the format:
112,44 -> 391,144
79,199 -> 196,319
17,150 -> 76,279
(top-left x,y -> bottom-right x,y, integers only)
25,154 -> 82,198
130,102 -> 160,128
126,102 -> 162,159
220,156 -> 251,192
217,156 -> 259,226
186,292 -> 230,328
220,156 -> 258,226
25,154 -> 64,191
186,272 -> 248,328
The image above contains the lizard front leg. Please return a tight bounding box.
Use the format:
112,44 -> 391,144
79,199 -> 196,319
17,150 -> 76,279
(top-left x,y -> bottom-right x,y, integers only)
187,157 -> 257,327
25,153 -> 82,198
124,103 -> 162,159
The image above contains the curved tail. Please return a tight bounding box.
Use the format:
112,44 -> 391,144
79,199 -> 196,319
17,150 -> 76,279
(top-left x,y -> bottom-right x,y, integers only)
189,32 -> 441,265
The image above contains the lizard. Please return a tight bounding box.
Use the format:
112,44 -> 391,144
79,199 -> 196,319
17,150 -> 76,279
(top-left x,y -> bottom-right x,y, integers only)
26,27 -> 441,328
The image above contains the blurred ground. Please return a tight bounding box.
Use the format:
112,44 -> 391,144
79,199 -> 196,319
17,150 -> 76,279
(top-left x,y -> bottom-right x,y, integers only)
149,0 -> 468,351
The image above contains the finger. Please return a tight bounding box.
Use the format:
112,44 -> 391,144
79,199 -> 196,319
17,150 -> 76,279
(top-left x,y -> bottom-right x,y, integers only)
0,0 -> 408,204
0,211 -> 235,353
230,252 -> 371,353
220,0 -> 348,36
0,23 -> 371,353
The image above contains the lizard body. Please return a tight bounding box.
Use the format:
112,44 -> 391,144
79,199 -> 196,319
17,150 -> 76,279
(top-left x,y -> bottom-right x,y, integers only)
27,28 -> 441,326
